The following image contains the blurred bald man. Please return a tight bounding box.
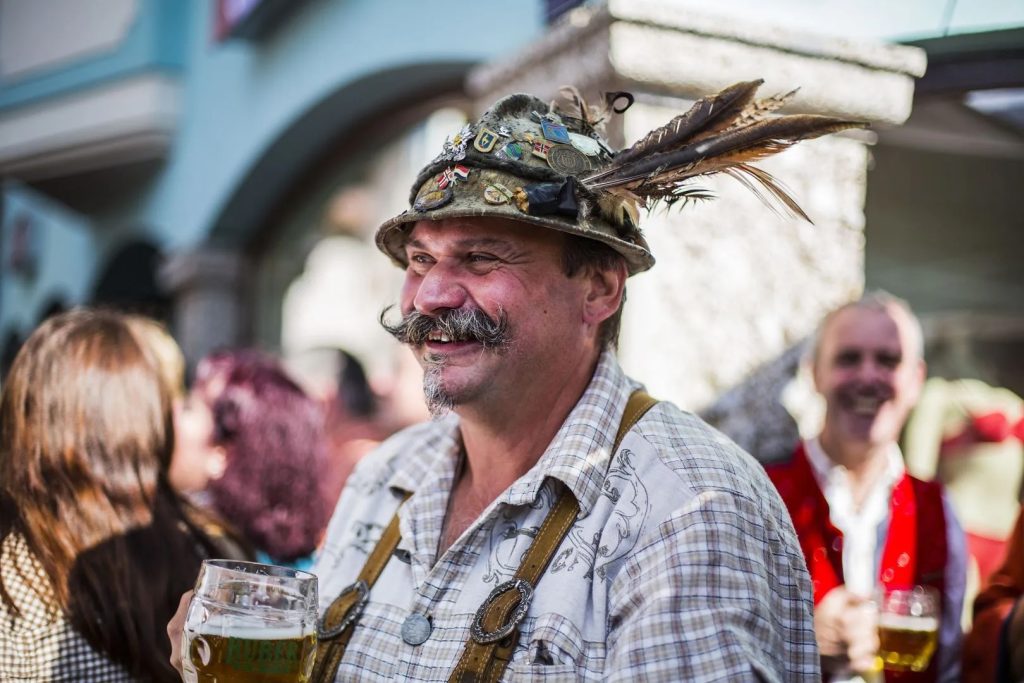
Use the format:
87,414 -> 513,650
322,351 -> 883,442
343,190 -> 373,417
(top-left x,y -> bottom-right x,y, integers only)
768,293 -> 966,682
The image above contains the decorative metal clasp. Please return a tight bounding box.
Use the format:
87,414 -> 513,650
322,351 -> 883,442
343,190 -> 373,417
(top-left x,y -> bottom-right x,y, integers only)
318,579 -> 369,640
470,578 -> 534,644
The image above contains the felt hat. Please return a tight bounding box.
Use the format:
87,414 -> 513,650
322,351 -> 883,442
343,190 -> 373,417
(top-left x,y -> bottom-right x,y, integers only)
376,82 -> 863,276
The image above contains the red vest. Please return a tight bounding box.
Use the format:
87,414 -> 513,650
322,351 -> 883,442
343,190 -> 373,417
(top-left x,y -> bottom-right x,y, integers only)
766,443 -> 948,683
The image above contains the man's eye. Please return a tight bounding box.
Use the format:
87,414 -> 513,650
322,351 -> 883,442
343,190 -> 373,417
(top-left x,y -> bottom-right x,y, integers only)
467,253 -> 497,264
877,354 -> 901,368
835,352 -> 861,366
409,254 -> 434,265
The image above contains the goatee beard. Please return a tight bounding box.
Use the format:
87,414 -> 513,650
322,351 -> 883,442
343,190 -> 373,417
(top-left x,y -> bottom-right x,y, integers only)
422,353 -> 455,419
379,305 -> 512,417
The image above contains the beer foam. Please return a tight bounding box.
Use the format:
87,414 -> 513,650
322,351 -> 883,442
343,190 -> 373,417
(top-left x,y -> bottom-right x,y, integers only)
189,615 -> 313,639
878,613 -> 939,632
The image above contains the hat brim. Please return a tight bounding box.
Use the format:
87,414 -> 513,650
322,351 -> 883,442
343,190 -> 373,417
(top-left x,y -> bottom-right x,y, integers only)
375,170 -> 655,276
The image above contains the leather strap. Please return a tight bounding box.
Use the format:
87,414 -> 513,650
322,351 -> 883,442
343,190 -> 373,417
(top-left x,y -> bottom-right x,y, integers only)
449,389 -> 657,683
312,493 -> 410,683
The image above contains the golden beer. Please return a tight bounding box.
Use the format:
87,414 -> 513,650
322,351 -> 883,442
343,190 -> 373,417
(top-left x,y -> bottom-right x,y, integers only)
184,560 -> 318,683
187,625 -> 316,683
877,613 -> 938,672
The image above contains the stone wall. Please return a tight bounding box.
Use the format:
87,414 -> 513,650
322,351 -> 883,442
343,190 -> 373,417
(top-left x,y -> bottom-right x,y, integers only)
469,0 -> 925,460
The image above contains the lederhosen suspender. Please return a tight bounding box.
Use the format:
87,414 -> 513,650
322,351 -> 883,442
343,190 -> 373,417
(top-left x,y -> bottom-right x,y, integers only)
313,390 -> 657,683
449,390 -> 657,683
312,496 -> 410,682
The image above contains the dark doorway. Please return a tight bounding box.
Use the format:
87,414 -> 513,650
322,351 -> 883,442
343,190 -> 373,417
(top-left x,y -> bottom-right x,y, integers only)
1,330 -> 23,381
92,241 -> 171,323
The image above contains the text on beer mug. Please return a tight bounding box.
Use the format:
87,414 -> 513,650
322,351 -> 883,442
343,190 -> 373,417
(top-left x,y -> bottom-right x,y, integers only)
182,560 -> 318,683
876,585 -> 939,673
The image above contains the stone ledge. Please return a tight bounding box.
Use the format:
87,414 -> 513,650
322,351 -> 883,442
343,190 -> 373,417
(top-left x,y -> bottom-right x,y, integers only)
0,73 -> 179,180
610,23 -> 918,124
608,0 -> 926,77
469,0 -> 925,125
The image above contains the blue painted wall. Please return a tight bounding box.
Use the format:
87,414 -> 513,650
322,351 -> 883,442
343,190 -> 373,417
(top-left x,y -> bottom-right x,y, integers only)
93,0 -> 544,252
0,1 -> 188,109
0,0 -> 545,341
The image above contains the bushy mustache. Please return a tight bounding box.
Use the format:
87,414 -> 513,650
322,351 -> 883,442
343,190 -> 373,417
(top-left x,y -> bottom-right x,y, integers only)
379,305 -> 511,349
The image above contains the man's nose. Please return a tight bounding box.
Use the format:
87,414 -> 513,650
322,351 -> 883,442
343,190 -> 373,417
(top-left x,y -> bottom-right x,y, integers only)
411,263 -> 468,315
857,358 -> 890,383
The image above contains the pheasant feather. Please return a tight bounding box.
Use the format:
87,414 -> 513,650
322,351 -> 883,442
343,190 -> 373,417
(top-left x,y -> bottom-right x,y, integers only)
582,81 -> 865,221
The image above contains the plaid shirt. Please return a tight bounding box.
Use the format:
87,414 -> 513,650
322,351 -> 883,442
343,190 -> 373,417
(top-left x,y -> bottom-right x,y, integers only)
315,351 -> 819,681
0,534 -> 136,682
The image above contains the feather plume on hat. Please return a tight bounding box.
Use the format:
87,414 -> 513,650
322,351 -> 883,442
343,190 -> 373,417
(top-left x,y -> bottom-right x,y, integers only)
574,80 -> 865,223
375,80 -> 867,277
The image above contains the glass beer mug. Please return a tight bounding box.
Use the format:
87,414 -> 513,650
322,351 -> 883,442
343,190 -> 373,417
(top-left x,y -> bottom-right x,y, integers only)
876,585 -> 940,673
182,560 -> 319,683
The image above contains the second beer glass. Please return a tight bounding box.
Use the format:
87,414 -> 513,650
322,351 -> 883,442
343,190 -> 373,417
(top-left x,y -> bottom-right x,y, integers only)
876,586 -> 940,673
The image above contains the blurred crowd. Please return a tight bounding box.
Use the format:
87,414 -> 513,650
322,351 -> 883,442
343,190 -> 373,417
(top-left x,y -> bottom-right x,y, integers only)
1,301 -> 1022,681
0,309 -> 421,681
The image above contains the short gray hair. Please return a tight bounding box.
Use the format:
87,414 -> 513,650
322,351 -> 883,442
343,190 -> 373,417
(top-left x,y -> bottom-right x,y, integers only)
808,290 -> 924,366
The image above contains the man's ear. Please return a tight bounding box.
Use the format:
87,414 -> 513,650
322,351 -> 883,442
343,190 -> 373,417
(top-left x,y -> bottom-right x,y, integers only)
582,262 -> 627,328
907,358 -> 927,404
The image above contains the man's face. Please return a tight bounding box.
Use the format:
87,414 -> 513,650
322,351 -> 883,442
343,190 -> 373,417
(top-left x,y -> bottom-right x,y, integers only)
813,305 -> 925,451
392,217 -> 593,416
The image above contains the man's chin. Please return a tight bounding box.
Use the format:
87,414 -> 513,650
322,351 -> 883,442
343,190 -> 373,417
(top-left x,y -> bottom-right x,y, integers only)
836,418 -> 901,449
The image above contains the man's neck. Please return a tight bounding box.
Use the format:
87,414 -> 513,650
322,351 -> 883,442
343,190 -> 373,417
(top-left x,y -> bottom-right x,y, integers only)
435,350 -> 601,557
456,352 -> 601,499
817,430 -> 894,510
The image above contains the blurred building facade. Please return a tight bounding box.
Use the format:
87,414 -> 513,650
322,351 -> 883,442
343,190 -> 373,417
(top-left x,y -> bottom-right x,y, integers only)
1,0 -> 1022,456
0,0 -> 547,382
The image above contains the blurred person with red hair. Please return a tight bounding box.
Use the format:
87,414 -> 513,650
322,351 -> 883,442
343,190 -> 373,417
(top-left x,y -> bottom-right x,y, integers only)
0,309 -> 225,681
171,349 -> 332,569
964,505 -> 1024,682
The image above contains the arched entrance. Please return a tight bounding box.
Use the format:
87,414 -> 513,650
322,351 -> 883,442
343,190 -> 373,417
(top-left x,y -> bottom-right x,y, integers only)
163,61 -> 475,373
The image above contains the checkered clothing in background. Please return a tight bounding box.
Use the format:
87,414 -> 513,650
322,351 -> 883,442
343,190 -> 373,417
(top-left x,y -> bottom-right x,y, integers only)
0,533 -> 136,682
315,351 -> 820,681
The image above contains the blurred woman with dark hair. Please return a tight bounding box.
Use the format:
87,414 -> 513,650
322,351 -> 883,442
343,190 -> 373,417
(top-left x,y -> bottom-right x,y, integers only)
0,309 -> 223,682
171,350 -> 332,569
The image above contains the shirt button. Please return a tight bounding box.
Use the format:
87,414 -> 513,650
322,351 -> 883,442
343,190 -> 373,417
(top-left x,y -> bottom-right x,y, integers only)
401,613 -> 432,646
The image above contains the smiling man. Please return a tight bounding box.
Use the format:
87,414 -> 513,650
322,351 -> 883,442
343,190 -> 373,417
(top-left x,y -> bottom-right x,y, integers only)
296,89 -> 832,683
167,84 -> 863,681
767,293 -> 966,683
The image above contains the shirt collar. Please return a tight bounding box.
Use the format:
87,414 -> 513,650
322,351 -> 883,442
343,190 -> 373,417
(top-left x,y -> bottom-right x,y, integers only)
383,350 -> 638,519
804,436 -> 905,504
501,349 -> 638,519
385,413 -> 462,495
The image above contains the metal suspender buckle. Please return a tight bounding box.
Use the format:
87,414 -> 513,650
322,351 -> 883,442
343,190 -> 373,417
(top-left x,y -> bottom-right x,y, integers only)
469,578 -> 535,644
318,579 -> 369,640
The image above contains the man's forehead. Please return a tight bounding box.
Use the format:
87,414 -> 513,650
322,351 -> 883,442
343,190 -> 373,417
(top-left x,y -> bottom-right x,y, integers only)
823,306 -> 907,351
405,217 -> 562,248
